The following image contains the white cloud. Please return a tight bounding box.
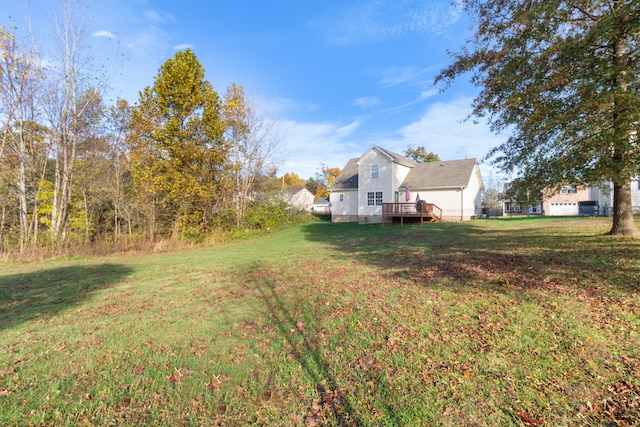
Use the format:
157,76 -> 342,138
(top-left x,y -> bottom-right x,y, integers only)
277,97 -> 509,180
313,0 -> 463,45
121,9 -> 178,62
93,30 -> 117,39
384,88 -> 440,112
379,97 -> 509,179
143,10 -> 175,25
125,25 -> 171,57
278,119 -> 363,178
395,97 -> 500,160
378,65 -> 438,92
354,96 -> 382,109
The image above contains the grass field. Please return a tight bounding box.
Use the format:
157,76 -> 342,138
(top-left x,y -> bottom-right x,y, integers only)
1,217 -> 639,426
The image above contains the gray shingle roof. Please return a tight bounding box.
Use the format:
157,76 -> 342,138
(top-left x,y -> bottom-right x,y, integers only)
401,158 -> 478,189
330,158 -> 359,189
330,147 -> 478,191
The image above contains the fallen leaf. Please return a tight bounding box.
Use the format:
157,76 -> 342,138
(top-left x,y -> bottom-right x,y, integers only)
296,320 -> 305,333
516,411 -> 540,426
304,415 -> 319,426
0,368 -> 15,378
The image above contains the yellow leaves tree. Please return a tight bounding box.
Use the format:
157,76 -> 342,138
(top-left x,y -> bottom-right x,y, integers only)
282,172 -> 305,188
128,49 -> 230,237
314,165 -> 341,200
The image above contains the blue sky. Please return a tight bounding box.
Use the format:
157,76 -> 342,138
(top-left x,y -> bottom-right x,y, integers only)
4,0 -> 508,181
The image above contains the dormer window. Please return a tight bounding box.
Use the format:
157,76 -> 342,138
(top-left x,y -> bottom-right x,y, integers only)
371,164 -> 379,180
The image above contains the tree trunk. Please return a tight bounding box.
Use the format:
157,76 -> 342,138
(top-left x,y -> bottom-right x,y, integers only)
31,198 -> 39,246
84,189 -> 90,243
18,144 -> 29,252
608,180 -> 638,236
50,145 -> 61,242
608,20 -> 638,237
0,204 -> 5,253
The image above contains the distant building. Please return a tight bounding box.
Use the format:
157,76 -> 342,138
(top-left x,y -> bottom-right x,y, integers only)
500,180 -> 640,216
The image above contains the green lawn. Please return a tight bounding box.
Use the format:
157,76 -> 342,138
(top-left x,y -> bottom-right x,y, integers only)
1,217 -> 639,426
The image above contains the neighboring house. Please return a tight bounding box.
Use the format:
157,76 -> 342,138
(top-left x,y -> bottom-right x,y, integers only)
311,197 -> 331,215
543,185 -> 594,216
283,187 -> 314,211
501,179 -> 640,216
329,145 -> 484,223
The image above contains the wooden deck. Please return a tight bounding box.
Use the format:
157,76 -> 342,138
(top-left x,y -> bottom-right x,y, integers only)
382,202 -> 442,225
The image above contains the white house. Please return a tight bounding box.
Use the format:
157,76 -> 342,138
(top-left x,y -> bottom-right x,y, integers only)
329,146 -> 484,223
283,187 -> 314,211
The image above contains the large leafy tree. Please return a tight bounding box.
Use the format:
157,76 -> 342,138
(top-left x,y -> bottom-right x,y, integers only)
436,0 -> 640,236
129,49 -> 229,237
404,146 -> 440,163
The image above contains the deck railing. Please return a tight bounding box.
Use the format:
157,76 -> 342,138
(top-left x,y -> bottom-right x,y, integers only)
382,202 -> 442,224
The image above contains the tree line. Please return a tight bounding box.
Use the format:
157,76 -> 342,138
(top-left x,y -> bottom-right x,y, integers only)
0,3 -> 306,254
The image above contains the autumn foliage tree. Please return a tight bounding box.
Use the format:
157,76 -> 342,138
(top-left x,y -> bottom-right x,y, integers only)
129,49 -> 229,238
282,172 -> 305,188
436,0 -> 640,236
314,165 -> 341,200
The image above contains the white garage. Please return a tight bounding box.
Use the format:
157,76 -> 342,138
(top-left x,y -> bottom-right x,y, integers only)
549,202 -> 579,216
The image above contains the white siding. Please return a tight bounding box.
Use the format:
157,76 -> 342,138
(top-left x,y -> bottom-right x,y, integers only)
393,163 -> 412,194
421,189 -> 466,220
415,164 -> 483,221
330,190 -> 358,222
357,149 -> 395,221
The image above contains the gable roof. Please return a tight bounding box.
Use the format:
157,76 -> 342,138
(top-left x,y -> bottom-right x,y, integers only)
401,158 -> 478,189
329,147 -> 479,192
356,145 -> 417,168
330,158 -> 359,190
284,187 -> 311,196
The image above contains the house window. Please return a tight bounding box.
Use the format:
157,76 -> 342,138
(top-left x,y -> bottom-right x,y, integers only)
367,191 -> 383,206
506,202 -> 521,213
339,194 -> 344,202
560,185 -> 577,194
371,164 -> 379,180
